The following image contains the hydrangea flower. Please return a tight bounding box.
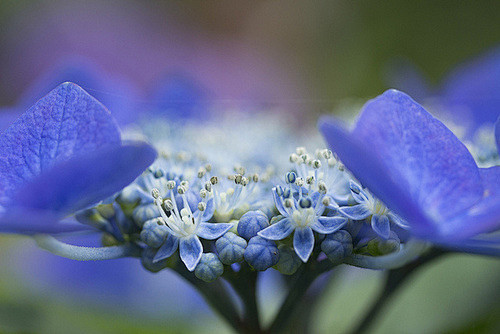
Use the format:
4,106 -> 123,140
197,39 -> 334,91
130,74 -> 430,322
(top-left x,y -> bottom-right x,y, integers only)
0,82 -> 156,234
319,89 -> 500,255
151,183 -> 233,271
258,179 -> 348,262
339,180 -> 408,239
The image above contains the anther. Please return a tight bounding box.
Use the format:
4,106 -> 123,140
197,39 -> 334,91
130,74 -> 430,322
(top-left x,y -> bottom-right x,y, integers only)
283,188 -> 291,199
284,199 -> 293,208
153,169 -> 164,178
205,164 -> 212,172
296,147 -> 307,155
151,188 -> 160,199
286,171 -> 297,184
299,197 -> 312,209
177,185 -> 186,195
166,180 -> 176,190
234,174 -> 243,185
197,168 -> 206,178
205,181 -> 212,192
241,177 -> 249,186
306,176 -> 315,185
312,160 -> 322,169
296,178 -> 304,187
200,189 -> 208,198
252,174 -> 259,182
318,181 -> 327,194
210,176 -> 219,185
322,197 -> 330,206
163,199 -> 174,211
289,153 -> 300,163
198,202 -> 206,212
275,185 -> 284,196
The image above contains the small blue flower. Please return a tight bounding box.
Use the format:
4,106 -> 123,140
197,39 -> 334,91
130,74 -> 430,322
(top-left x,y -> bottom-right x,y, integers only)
339,180 -> 408,239
151,185 -> 233,271
319,89 -> 500,255
258,187 -> 347,262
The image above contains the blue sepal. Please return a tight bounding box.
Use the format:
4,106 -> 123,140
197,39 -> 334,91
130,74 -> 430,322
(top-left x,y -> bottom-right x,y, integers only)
312,216 -> 348,234
371,214 -> 391,239
179,235 -> 203,271
153,231 -> 179,262
293,227 -> 315,262
257,218 -> 293,241
339,204 -> 371,220
197,222 -> 233,240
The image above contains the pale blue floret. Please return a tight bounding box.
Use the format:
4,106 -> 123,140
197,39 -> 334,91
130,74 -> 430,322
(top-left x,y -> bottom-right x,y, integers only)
151,187 -> 233,271
195,253 -> 224,282
244,236 -> 279,271
339,180 -> 408,239
259,187 -> 347,262
215,232 -> 247,265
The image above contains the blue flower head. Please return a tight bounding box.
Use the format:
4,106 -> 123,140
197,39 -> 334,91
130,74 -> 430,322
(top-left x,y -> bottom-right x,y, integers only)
319,89 -> 500,255
0,82 -> 156,234
151,182 -> 233,271
258,171 -> 348,262
339,180 -> 408,239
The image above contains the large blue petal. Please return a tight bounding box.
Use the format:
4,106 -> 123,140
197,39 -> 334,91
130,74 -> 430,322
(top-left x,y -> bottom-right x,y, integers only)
293,227 -> 314,262
312,216 -> 347,234
441,46 -> 500,132
353,90 -> 482,221
196,222 -> 233,240
338,204 -> 371,220
179,235 -> 203,271
319,117 -> 434,238
0,82 -> 121,204
319,90 -> 485,239
480,167 -> 500,198
258,218 -> 294,240
495,116 -> 500,154
11,143 -> 156,215
0,212 -> 89,234
153,232 -> 179,263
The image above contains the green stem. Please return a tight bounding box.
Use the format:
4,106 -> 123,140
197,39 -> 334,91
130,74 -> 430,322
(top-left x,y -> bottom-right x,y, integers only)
348,248 -> 446,334
223,265 -> 262,333
266,259 -> 339,334
174,263 -> 242,332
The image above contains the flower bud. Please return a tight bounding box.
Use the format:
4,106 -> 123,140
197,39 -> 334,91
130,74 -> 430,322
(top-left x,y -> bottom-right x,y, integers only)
244,236 -> 279,271
321,230 -> 353,262
216,232 -> 247,265
195,253 -> 224,282
140,219 -> 168,248
237,211 -> 270,240
274,245 -> 301,275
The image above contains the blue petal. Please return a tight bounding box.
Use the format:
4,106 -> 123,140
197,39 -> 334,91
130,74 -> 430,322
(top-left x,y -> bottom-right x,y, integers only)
257,218 -> 294,240
293,227 -> 315,262
201,198 -> 215,221
319,90 -> 484,239
11,143 -> 156,215
0,82 -> 121,204
153,232 -> 179,263
272,188 -> 288,216
196,222 -> 233,240
0,212 -> 89,234
480,167 -> 500,198
495,116 -> 499,154
441,47 -> 500,133
371,214 -> 391,239
312,216 -> 347,234
338,204 -> 371,220
179,235 -> 203,271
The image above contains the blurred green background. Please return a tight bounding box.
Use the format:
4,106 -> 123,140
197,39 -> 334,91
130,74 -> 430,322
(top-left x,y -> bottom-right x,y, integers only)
0,1 -> 499,333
